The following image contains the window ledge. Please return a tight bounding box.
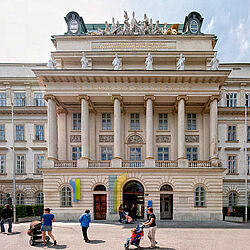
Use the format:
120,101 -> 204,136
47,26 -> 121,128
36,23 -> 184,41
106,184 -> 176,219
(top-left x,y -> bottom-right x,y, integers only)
194,206 -> 207,208
186,130 -> 199,132
226,173 -> 239,175
15,140 -> 27,142
225,140 -> 239,143
0,173 -> 7,175
16,173 -> 27,175
0,140 -> 7,142
60,206 -> 73,208
156,130 -> 170,132
71,130 -> 81,132
128,130 -> 142,132
33,140 -> 46,143
33,173 -> 42,175
99,130 -> 113,132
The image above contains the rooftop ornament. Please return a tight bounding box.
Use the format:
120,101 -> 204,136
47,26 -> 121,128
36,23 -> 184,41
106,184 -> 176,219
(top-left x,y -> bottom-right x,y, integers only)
145,53 -> 153,70
112,53 -> 121,70
47,54 -> 56,69
177,53 -> 185,70
64,11 -> 87,35
81,52 -> 88,70
210,52 -> 219,70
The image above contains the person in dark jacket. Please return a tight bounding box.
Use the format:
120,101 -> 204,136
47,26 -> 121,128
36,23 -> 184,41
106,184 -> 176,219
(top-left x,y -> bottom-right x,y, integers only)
0,204 -> 13,233
79,209 -> 91,243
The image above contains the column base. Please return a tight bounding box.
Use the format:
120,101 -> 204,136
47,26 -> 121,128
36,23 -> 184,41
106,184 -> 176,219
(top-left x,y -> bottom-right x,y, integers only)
178,158 -> 188,168
111,158 -> 122,168
145,158 -> 155,168
78,158 -> 88,168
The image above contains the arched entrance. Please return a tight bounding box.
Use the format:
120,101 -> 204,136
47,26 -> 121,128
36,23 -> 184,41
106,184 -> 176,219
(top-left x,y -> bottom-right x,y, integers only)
160,184 -> 173,220
93,185 -> 107,220
123,180 -> 144,219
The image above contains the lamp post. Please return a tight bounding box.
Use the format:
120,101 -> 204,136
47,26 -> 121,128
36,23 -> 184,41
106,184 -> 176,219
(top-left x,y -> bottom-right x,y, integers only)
11,100 -> 16,224
244,102 -> 248,223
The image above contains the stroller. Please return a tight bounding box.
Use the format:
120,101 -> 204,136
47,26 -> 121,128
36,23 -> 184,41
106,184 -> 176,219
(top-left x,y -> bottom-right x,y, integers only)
27,221 -> 50,246
124,224 -> 144,249
124,212 -> 133,224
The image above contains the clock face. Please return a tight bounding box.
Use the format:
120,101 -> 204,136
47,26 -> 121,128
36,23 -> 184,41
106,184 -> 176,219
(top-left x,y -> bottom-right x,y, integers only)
190,19 -> 198,34
70,19 -> 79,34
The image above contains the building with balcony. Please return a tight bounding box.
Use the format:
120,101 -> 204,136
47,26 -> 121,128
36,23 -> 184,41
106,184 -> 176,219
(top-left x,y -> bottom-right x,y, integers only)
0,11 -> 249,221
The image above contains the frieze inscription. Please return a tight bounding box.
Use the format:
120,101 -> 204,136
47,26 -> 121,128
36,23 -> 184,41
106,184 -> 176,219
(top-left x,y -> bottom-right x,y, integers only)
156,135 -> 171,143
185,135 -> 199,143
70,135 -> 81,143
99,135 -> 114,143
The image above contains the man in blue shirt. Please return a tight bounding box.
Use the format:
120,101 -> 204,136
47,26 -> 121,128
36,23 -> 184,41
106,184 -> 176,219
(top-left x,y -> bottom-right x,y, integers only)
79,209 -> 91,243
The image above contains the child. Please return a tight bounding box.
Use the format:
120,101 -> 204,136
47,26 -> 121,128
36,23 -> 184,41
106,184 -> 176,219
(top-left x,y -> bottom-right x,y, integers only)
41,208 -> 56,246
124,228 -> 137,248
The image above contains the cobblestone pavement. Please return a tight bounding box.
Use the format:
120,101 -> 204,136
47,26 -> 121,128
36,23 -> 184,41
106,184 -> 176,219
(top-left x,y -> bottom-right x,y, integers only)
1,221 -> 250,250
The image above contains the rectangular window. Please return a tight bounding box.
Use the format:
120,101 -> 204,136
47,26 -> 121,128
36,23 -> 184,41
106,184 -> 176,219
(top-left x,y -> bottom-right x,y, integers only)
228,155 -> 237,174
228,126 -> 236,141
130,113 -> 140,130
35,155 -> 44,173
187,113 -> 197,130
130,147 -> 141,160
14,92 -> 26,106
35,125 -> 44,141
157,147 -> 169,160
101,147 -> 113,160
0,125 -> 5,141
16,125 -> 24,141
0,155 -> 5,174
102,113 -> 112,130
72,113 -> 81,131
226,93 -> 237,107
34,93 -> 46,106
16,155 -> 25,174
158,113 -> 168,130
0,93 -> 6,106
72,146 -> 81,160
186,147 -> 198,160
248,126 -> 250,142
248,155 -> 250,174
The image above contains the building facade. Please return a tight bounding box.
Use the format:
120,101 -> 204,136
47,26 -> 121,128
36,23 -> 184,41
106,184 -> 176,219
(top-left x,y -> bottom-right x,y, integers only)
0,11 -> 249,221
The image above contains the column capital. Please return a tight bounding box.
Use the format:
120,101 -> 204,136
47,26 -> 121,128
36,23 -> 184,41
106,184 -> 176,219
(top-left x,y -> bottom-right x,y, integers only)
112,95 -> 123,102
78,94 -> 89,102
44,94 -> 56,102
209,95 -> 220,102
176,95 -> 188,102
144,95 -> 155,102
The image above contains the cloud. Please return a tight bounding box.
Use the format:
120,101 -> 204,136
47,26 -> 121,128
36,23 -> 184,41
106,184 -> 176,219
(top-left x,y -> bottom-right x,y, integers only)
204,17 -> 215,33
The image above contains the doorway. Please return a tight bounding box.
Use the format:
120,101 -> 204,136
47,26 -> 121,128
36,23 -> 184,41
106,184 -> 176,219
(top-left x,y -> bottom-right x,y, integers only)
160,194 -> 173,219
94,194 -> 106,220
123,180 -> 144,219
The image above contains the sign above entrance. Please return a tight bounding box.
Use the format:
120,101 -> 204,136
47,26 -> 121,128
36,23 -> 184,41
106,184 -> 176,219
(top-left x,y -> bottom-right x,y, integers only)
92,41 -> 176,51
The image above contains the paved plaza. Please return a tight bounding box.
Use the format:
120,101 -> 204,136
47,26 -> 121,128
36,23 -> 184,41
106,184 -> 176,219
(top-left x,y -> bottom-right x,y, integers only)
1,221 -> 250,250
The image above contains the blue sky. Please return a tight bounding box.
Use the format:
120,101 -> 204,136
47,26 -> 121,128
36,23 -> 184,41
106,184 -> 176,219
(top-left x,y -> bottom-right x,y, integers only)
0,0 -> 249,63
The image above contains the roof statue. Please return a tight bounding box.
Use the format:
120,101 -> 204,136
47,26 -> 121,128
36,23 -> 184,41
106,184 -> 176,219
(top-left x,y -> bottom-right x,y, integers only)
116,21 -> 123,35
145,53 -> 153,70
112,53 -> 121,70
111,17 -> 117,35
124,10 -> 130,34
130,11 -> 140,33
47,54 -> 56,69
142,13 -> 149,34
81,52 -> 88,70
177,53 -> 185,70
210,52 -> 219,70
154,20 -> 162,34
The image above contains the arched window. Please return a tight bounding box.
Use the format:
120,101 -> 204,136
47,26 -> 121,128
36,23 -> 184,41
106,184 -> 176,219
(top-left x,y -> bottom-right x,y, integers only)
123,181 -> 144,194
16,193 -> 25,205
94,185 -> 106,191
229,192 -> 237,207
0,193 -> 4,206
160,184 -> 173,191
36,192 -> 44,205
194,186 -> 205,207
61,186 -> 72,207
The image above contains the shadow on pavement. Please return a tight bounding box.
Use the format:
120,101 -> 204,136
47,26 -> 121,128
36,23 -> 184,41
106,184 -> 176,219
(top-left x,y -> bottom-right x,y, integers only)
6,232 -> 21,235
141,248 -> 175,250
35,242 -> 67,249
88,239 -> 106,244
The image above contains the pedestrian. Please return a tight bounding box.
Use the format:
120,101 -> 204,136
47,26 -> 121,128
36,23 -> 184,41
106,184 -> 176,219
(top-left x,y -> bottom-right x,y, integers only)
124,204 -> 129,213
41,208 -> 56,246
143,207 -> 157,249
0,204 -> 13,234
79,209 -> 91,243
146,206 -> 150,220
130,204 -> 137,221
118,204 -> 124,223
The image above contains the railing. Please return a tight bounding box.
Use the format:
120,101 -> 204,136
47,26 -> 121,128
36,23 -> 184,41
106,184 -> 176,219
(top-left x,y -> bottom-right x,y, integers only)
122,160 -> 145,168
88,160 -> 111,168
155,160 -> 178,168
188,160 -> 212,168
54,160 -> 77,168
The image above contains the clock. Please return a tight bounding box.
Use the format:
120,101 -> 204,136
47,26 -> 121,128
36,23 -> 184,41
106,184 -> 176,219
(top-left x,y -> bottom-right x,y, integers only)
70,19 -> 79,34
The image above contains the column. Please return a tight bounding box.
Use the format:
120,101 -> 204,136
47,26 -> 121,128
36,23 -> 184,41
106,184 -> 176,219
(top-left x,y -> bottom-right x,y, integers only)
80,95 -> 89,159
113,96 -> 122,159
46,96 -> 58,159
177,96 -> 186,159
210,96 -> 218,160
58,110 -> 67,160
145,96 -> 154,159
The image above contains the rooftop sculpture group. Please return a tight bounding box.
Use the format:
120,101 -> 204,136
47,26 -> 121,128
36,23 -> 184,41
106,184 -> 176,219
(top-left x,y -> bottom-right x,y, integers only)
97,11 -> 177,35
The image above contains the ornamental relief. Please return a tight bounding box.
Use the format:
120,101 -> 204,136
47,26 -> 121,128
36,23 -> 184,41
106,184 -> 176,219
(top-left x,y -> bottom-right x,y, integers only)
99,135 -> 114,143
70,135 -> 81,143
156,135 -> 171,143
127,134 -> 144,144
185,135 -> 199,143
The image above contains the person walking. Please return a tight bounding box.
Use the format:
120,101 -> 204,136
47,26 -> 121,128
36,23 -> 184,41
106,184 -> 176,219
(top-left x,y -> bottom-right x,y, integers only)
79,209 -> 91,243
118,204 -> 124,223
143,207 -> 157,249
0,204 -> 13,234
41,208 -> 56,246
130,204 -> 137,221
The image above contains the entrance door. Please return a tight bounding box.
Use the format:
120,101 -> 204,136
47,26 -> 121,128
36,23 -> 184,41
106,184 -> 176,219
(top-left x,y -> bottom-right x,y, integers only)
160,194 -> 173,219
94,194 -> 106,220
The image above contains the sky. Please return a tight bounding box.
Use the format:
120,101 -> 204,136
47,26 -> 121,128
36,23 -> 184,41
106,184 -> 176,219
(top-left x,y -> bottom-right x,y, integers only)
0,0 -> 249,63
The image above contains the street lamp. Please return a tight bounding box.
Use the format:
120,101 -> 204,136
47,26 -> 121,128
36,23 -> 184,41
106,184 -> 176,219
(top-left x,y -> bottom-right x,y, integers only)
11,98 -> 16,224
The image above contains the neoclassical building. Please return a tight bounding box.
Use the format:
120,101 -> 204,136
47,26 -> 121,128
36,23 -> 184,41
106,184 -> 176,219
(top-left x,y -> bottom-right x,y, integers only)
0,11 -> 249,221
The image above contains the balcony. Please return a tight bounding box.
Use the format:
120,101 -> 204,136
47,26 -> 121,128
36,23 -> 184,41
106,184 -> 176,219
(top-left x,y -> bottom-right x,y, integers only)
122,160 -> 144,168
88,160 -> 111,168
155,160 -> 178,168
54,160 -> 77,168
188,160 -> 212,168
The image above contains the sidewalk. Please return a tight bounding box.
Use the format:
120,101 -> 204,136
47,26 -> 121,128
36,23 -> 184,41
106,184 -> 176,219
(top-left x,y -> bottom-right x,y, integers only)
1,221 -> 250,250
